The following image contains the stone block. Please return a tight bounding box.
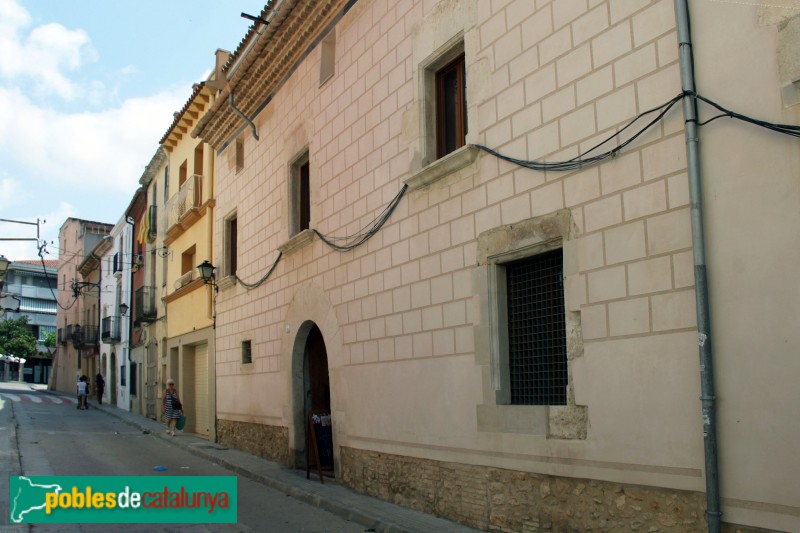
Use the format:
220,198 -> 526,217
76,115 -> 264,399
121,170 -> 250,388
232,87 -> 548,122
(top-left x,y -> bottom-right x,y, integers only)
604,221 -> 646,265
560,104 -> 596,146
565,273 -> 587,311
632,0 -> 676,47
577,231 -> 605,270
641,134 -> 687,182
608,297 -> 650,336
572,5 -> 609,45
581,303 -> 608,339
557,44 -> 592,87
614,44 -> 657,86
652,289 -> 697,331
588,265 -> 627,302
592,22 -> 633,67
672,250 -> 694,289
530,181 -> 565,217
667,172 -> 689,209
564,167 -> 600,208
597,85 -> 637,131
646,208 -> 692,255
623,179 -> 667,220
543,85 -> 577,123
584,194 -> 623,232
628,256 -> 673,295
577,66 -> 614,105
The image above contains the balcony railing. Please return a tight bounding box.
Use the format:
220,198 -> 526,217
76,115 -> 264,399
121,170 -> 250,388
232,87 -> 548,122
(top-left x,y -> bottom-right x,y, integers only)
165,174 -> 204,232
134,286 -> 157,323
101,316 -> 121,343
72,325 -> 99,348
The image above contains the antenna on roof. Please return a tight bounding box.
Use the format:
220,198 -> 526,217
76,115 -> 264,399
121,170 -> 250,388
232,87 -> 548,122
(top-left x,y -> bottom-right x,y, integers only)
241,12 -> 269,26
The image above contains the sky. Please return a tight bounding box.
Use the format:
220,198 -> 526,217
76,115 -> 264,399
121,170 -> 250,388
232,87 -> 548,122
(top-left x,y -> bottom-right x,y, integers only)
0,0 -> 267,262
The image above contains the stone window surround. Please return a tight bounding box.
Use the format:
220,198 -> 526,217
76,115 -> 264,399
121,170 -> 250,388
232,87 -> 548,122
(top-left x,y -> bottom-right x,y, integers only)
474,210 -> 588,439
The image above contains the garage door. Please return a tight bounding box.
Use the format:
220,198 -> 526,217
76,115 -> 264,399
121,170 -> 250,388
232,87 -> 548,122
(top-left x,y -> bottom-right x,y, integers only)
194,343 -> 209,436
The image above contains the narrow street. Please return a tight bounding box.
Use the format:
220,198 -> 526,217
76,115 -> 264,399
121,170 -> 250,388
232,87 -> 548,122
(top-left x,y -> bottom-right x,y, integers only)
0,382 -> 367,532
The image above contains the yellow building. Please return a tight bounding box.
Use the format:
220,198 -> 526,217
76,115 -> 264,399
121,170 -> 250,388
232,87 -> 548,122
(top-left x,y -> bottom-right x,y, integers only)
160,82 -> 217,440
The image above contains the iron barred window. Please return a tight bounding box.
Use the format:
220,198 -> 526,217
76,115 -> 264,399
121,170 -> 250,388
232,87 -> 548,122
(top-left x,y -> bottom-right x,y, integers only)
505,249 -> 568,405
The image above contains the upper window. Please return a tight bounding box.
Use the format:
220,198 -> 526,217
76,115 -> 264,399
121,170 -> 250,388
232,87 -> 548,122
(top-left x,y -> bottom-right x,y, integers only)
235,137 -> 244,173
504,249 -> 567,406
290,152 -> 310,237
436,54 -> 467,159
178,160 -> 188,189
224,214 -> 238,278
319,29 -> 336,86
241,340 -> 252,364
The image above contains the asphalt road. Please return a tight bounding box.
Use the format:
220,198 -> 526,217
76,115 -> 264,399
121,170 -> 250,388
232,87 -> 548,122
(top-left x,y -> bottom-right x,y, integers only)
1,382 -> 368,532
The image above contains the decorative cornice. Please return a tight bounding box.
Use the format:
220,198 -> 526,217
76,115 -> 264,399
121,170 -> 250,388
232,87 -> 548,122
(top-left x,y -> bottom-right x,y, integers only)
193,0 -> 352,150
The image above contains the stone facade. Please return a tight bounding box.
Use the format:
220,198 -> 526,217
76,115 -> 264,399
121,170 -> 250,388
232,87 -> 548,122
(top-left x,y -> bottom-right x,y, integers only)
217,419 -> 290,465
194,1 -> 800,531
341,447 -> 711,533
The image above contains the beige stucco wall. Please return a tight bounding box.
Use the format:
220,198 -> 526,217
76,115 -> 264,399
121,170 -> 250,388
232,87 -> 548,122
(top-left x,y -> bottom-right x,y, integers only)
689,1 -> 800,530
211,1 -> 798,530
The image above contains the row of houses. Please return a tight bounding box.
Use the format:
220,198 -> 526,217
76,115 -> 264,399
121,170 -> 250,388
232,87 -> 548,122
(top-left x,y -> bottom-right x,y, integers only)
52,1 -> 799,531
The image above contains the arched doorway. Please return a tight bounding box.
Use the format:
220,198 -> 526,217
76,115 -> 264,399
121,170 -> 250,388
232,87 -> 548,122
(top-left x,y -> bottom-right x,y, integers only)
292,322 -> 332,472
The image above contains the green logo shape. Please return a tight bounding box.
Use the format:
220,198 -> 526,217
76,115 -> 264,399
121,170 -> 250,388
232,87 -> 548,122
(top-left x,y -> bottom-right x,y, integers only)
10,476 -> 237,524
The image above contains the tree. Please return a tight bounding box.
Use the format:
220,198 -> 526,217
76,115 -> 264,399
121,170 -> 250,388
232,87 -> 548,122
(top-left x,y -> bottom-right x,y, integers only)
43,331 -> 57,359
0,317 -> 38,359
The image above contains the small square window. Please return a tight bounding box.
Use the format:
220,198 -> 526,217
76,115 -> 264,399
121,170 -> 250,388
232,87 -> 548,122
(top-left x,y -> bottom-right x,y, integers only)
242,340 -> 252,364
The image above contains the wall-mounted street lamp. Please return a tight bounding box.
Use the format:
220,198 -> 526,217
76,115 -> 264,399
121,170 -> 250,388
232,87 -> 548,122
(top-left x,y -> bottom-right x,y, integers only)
196,260 -> 216,283
197,260 -> 219,329
119,303 -> 129,317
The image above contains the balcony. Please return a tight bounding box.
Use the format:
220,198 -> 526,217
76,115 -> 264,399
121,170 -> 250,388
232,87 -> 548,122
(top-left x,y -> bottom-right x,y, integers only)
134,286 -> 157,323
165,175 -> 206,243
101,316 -> 121,343
72,325 -> 99,348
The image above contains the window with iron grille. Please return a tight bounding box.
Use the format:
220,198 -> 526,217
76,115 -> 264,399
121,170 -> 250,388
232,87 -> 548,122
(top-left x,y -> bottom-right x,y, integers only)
242,340 -> 252,364
505,249 -> 568,406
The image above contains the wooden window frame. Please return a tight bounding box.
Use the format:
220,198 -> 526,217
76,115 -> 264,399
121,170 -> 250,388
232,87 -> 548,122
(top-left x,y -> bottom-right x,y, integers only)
435,53 -> 467,159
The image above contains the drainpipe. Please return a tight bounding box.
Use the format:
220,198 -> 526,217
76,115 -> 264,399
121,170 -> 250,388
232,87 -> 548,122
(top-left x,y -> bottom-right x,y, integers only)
674,1 -> 721,531
228,92 -> 258,141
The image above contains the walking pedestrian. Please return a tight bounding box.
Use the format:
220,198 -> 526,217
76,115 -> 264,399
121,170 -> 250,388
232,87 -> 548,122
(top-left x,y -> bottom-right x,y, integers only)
95,373 -> 105,405
162,379 -> 182,436
76,375 -> 88,410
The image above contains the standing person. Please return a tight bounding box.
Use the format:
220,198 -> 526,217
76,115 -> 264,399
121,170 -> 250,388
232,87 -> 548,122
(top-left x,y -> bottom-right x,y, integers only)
95,373 -> 105,405
76,375 -> 88,410
162,379 -> 182,436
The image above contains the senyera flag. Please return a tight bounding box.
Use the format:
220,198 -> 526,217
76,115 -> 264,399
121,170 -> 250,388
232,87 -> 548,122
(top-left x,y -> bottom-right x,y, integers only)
9,476 -> 237,524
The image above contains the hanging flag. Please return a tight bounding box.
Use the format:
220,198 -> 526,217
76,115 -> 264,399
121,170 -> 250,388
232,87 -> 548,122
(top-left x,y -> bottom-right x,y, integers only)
137,212 -> 149,245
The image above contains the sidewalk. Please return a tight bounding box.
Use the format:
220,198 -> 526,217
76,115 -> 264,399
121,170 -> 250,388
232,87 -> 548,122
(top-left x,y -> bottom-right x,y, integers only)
37,387 -> 482,533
